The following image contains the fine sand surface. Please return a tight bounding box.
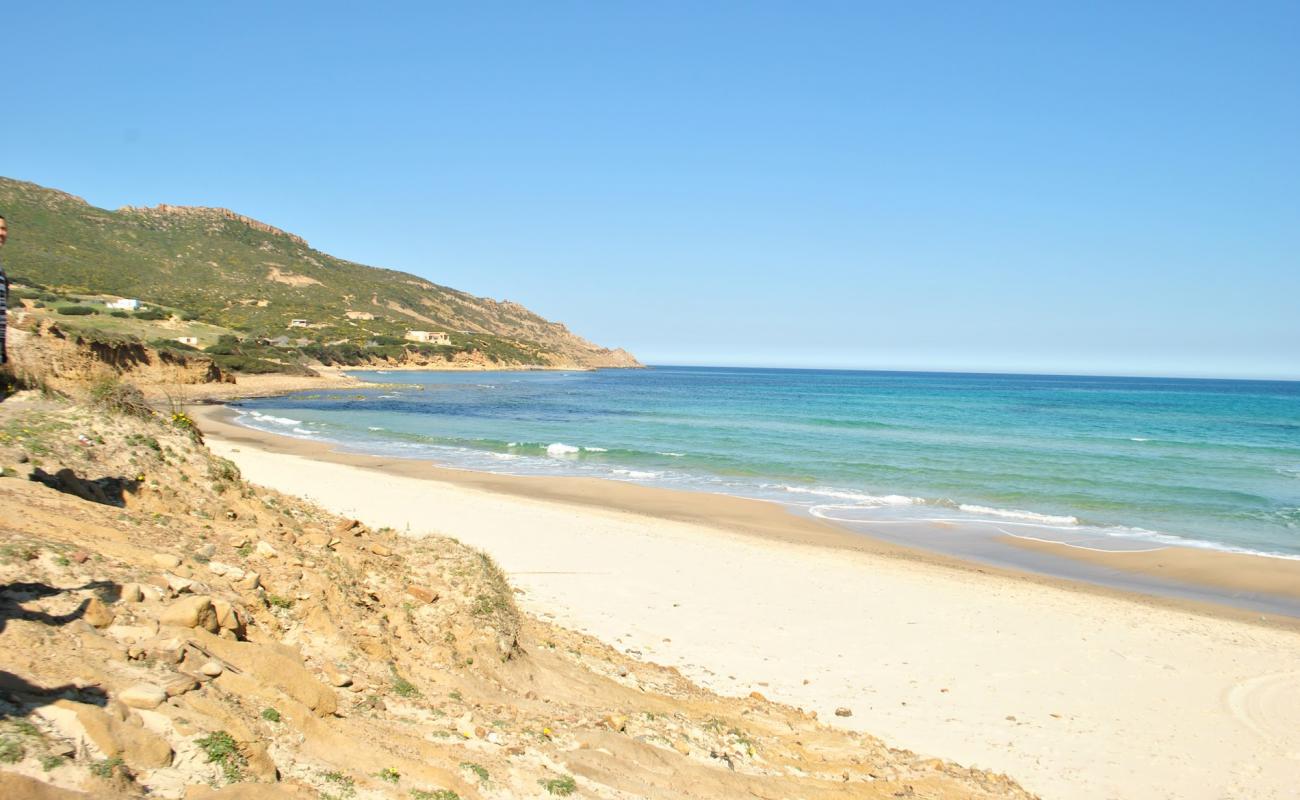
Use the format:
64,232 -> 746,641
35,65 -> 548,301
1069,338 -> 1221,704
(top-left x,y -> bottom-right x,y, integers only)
195,406 -> 1300,800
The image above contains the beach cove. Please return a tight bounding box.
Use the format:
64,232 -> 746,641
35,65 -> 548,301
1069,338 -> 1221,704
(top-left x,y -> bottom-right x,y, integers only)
194,403 -> 1300,800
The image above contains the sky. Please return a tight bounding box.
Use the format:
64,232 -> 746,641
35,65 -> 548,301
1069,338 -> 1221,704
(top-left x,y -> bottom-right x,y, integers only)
3,2 -> 1298,379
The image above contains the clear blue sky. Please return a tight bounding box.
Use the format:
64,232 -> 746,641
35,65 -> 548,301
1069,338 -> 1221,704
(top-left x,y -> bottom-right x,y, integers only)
4,2 -> 1297,378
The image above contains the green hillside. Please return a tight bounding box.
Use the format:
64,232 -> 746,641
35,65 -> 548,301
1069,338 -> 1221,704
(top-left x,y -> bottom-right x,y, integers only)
0,176 -> 639,369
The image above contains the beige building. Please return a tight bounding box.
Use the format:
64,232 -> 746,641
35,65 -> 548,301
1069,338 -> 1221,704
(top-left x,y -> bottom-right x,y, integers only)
345,311 -> 376,320
404,330 -> 451,345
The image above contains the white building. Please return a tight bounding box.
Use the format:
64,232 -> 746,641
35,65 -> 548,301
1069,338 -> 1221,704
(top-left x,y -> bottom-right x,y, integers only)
107,298 -> 141,310
404,330 -> 451,345
288,319 -> 310,328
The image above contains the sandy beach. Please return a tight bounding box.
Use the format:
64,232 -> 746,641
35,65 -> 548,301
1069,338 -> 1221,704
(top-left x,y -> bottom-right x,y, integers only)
194,404 -> 1300,800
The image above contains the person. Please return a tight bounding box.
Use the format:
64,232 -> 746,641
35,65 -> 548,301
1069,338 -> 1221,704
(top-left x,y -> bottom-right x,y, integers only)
0,213 -> 8,365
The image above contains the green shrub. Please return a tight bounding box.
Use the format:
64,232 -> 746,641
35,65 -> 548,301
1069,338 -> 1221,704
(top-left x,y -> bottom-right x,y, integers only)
540,775 -> 577,795
110,310 -> 129,318
260,707 -> 281,722
0,735 -> 23,763
89,756 -> 127,779
90,377 -> 153,417
196,730 -> 246,783
57,305 -> 97,315
133,308 -> 167,320
390,666 -> 420,698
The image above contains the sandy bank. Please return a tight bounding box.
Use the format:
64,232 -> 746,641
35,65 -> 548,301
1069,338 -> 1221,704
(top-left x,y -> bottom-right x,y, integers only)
192,405 -> 1300,800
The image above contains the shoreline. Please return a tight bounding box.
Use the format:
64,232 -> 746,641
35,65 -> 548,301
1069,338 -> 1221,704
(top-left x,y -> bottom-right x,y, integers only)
190,401 -> 1300,800
192,402 -> 1300,627
147,361 -> 638,404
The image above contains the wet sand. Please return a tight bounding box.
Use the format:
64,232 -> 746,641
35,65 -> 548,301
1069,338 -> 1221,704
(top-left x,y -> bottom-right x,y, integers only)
192,402 -> 1300,800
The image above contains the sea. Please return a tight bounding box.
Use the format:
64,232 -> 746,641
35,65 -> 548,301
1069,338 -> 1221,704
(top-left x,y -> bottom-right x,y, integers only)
230,366 -> 1300,563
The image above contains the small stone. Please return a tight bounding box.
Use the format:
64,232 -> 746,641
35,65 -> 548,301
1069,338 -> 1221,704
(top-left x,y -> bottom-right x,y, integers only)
163,573 -> 195,595
118,684 -> 167,710
120,583 -> 144,603
604,714 -> 628,732
238,571 -> 261,590
228,535 -> 250,549
368,543 -> 392,557
405,585 -> 438,604
207,561 -> 231,576
159,595 -> 218,632
324,667 -> 352,687
152,553 -> 182,569
254,541 -> 277,558
748,691 -> 767,702
70,550 -> 90,564
82,597 -> 115,628
834,707 -> 853,717
164,676 -> 199,697
200,660 -> 224,678
673,740 -> 690,755
298,532 -> 332,549
333,518 -> 361,535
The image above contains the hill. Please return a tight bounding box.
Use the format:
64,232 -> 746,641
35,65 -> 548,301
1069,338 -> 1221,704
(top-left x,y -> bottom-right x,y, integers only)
0,177 -> 639,370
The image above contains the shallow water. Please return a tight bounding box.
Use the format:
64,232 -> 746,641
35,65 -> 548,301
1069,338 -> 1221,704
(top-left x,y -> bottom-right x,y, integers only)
233,366 -> 1300,559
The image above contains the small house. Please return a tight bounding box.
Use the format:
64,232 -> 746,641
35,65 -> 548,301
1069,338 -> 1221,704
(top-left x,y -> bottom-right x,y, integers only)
288,319 -> 310,328
404,330 -> 451,345
107,298 -> 141,311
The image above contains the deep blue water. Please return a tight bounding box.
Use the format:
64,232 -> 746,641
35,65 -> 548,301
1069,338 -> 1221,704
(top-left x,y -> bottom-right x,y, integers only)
233,366 -> 1300,558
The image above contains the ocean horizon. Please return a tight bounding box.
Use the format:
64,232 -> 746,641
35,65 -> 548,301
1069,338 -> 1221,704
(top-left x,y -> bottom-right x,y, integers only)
231,365 -> 1300,561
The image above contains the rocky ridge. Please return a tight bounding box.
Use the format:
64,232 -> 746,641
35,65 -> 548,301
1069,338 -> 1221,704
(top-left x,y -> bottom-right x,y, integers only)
117,206 -> 309,247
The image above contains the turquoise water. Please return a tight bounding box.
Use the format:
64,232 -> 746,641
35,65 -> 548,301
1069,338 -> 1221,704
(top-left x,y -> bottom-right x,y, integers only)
233,367 -> 1300,559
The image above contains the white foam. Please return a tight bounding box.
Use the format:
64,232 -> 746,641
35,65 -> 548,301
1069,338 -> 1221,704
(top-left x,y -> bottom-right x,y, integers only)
293,428 -> 316,435
612,469 -> 660,479
583,446 -> 609,452
367,426 -> 385,431
783,486 -> 923,506
249,411 -> 302,427
546,443 -> 580,456
657,452 -> 685,457
1130,437 -> 1151,442
958,504 -> 1079,526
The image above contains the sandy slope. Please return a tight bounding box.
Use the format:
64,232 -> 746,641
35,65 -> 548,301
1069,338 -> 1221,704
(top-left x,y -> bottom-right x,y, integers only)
203,423 -> 1300,800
